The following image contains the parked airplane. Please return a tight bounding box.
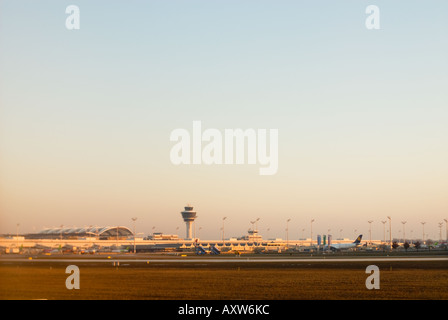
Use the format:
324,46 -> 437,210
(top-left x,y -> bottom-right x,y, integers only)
326,235 -> 363,251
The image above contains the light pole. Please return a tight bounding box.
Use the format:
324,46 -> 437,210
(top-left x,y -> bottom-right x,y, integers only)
421,222 -> 426,244
16,223 -> 20,250
444,219 -> 448,242
286,219 -> 291,248
381,221 -> 386,244
132,217 -> 137,254
222,217 -> 227,242
250,220 -> 256,232
401,221 -> 407,244
387,216 -> 392,249
254,218 -> 260,246
368,221 -> 373,245
310,219 -> 315,246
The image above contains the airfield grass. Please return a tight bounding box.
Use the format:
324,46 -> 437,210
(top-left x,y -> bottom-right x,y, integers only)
1,260 -> 447,300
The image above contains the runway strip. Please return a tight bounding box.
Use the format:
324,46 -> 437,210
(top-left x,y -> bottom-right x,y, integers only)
1,257 -> 447,264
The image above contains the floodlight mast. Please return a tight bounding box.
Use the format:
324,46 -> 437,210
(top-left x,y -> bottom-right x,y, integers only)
387,216 -> 392,249
401,221 -> 407,244
310,219 -> 315,246
444,219 -> 448,242
16,223 -> 20,250
368,221 -> 373,245
132,217 -> 137,254
421,222 -> 426,244
222,217 -> 227,242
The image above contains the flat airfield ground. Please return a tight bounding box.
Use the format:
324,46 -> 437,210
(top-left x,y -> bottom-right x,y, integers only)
1,253 -> 447,300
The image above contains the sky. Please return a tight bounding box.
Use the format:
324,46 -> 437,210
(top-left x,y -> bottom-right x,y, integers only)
0,0 -> 447,241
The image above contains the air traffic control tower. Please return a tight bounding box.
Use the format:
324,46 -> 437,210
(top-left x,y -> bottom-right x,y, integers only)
181,205 -> 197,240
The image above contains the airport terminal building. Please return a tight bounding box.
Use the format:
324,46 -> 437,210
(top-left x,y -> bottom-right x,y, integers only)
2,205 -> 442,254
25,226 -> 134,240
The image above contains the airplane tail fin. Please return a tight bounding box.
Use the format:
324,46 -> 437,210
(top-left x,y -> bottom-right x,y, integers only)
353,235 -> 362,244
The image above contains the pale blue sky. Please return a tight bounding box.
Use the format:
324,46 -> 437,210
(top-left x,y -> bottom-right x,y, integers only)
1,1 -> 447,240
